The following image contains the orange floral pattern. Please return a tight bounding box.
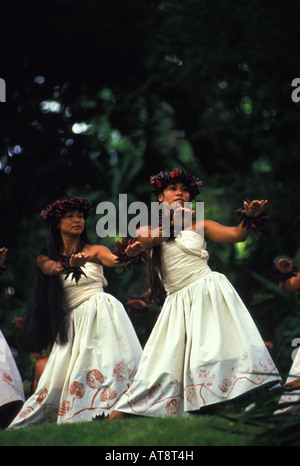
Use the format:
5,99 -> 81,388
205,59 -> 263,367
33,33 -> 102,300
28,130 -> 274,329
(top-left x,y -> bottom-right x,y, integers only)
70,381 -> 85,399
86,369 -> 104,389
10,360 -> 138,426
166,399 -> 180,416
58,400 -> 71,416
100,386 -> 118,403
2,373 -> 13,386
118,356 -> 279,417
218,378 -> 232,393
37,388 -> 48,405
113,361 -> 137,387
19,406 -> 34,420
149,383 -> 163,399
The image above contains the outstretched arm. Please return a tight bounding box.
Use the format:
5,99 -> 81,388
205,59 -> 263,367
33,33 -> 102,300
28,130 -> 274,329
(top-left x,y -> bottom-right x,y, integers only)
204,200 -> 268,243
0,247 -> 7,268
86,242 -> 144,268
0,247 -> 8,276
37,255 -> 64,275
37,241 -> 145,275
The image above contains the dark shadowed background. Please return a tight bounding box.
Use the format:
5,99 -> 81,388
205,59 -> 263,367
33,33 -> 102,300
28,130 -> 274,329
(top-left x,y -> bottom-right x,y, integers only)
1,0 -> 300,385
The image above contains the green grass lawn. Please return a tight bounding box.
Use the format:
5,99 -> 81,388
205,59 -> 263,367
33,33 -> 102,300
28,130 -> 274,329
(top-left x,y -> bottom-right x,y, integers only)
0,415 -> 260,447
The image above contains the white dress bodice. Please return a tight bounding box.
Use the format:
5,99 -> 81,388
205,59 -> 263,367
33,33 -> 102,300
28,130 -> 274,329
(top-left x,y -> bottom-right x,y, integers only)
161,230 -> 211,293
62,261 -> 108,309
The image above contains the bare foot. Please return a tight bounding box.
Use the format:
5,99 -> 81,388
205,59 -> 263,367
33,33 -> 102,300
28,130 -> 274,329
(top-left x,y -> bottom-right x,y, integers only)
284,378 -> 300,390
109,410 -> 126,420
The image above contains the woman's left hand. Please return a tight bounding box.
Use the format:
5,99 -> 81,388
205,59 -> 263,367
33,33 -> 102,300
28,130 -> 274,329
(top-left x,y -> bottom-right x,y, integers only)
125,241 -> 144,257
0,247 -> 7,268
276,258 -> 293,274
244,200 -> 268,217
69,252 -> 90,267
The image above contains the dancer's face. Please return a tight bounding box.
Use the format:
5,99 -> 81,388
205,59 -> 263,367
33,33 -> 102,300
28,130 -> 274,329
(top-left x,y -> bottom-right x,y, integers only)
158,182 -> 190,206
58,210 -> 85,236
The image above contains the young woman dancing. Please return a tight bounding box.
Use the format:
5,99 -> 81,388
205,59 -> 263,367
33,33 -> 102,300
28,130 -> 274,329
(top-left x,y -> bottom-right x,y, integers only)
9,196 -> 144,427
0,248 -> 25,428
110,169 -> 281,418
273,226 -> 300,413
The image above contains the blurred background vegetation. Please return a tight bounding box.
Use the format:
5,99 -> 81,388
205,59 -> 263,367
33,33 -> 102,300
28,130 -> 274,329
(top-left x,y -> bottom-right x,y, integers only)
1,0 -> 300,388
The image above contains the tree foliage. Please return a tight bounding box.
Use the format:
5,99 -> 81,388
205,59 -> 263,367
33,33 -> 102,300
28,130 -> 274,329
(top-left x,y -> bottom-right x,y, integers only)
1,0 -> 300,378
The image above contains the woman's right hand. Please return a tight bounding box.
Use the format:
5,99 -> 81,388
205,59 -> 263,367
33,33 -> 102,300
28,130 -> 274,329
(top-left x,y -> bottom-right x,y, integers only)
276,258 -> 293,273
51,261 -> 64,275
171,205 -> 195,230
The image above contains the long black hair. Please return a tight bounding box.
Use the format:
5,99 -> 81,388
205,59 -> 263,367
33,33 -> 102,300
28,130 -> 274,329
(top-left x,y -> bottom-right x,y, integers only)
20,201 -> 92,353
146,244 -> 167,307
147,169 -> 201,307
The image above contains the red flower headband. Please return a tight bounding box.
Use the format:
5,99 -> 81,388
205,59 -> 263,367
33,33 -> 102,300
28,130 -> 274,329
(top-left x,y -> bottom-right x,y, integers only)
40,197 -> 93,221
150,168 -> 202,200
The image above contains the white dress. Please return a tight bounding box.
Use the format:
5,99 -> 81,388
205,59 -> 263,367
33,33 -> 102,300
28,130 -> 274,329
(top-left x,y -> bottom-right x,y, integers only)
0,330 -> 25,410
276,348 -> 300,413
115,230 -> 281,417
8,262 -> 142,427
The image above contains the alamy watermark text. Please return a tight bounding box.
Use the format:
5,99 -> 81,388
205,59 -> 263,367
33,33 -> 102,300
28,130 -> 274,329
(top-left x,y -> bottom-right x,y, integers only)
95,195 -> 204,238
0,78 -> 6,102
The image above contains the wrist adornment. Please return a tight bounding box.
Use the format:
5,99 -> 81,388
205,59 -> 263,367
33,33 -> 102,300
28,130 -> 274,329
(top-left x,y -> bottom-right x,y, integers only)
60,253 -> 87,284
0,264 -> 7,276
111,238 -> 147,269
272,264 -> 298,282
234,202 -> 269,233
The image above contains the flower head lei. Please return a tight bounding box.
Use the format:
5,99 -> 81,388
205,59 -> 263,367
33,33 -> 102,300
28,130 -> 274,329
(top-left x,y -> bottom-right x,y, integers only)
40,197 -> 93,222
150,168 -> 202,200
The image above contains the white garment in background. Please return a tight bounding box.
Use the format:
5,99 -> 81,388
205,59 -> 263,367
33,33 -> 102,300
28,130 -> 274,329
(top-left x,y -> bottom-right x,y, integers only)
0,330 -> 25,410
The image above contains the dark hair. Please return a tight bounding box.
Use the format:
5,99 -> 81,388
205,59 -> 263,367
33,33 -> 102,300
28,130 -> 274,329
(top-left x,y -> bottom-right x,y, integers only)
146,245 -> 167,307
20,198 -> 92,352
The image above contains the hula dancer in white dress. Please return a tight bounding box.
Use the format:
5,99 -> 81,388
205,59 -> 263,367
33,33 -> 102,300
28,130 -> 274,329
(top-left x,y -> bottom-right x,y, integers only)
0,329 -> 25,428
273,253 -> 300,413
0,248 -> 25,428
111,169 -> 281,418
8,196 -> 144,428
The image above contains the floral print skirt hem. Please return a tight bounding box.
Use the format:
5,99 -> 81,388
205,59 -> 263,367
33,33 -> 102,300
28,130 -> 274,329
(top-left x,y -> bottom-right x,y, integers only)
115,357 -> 281,418
8,291 -> 142,428
114,272 -> 281,418
8,361 -> 140,427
